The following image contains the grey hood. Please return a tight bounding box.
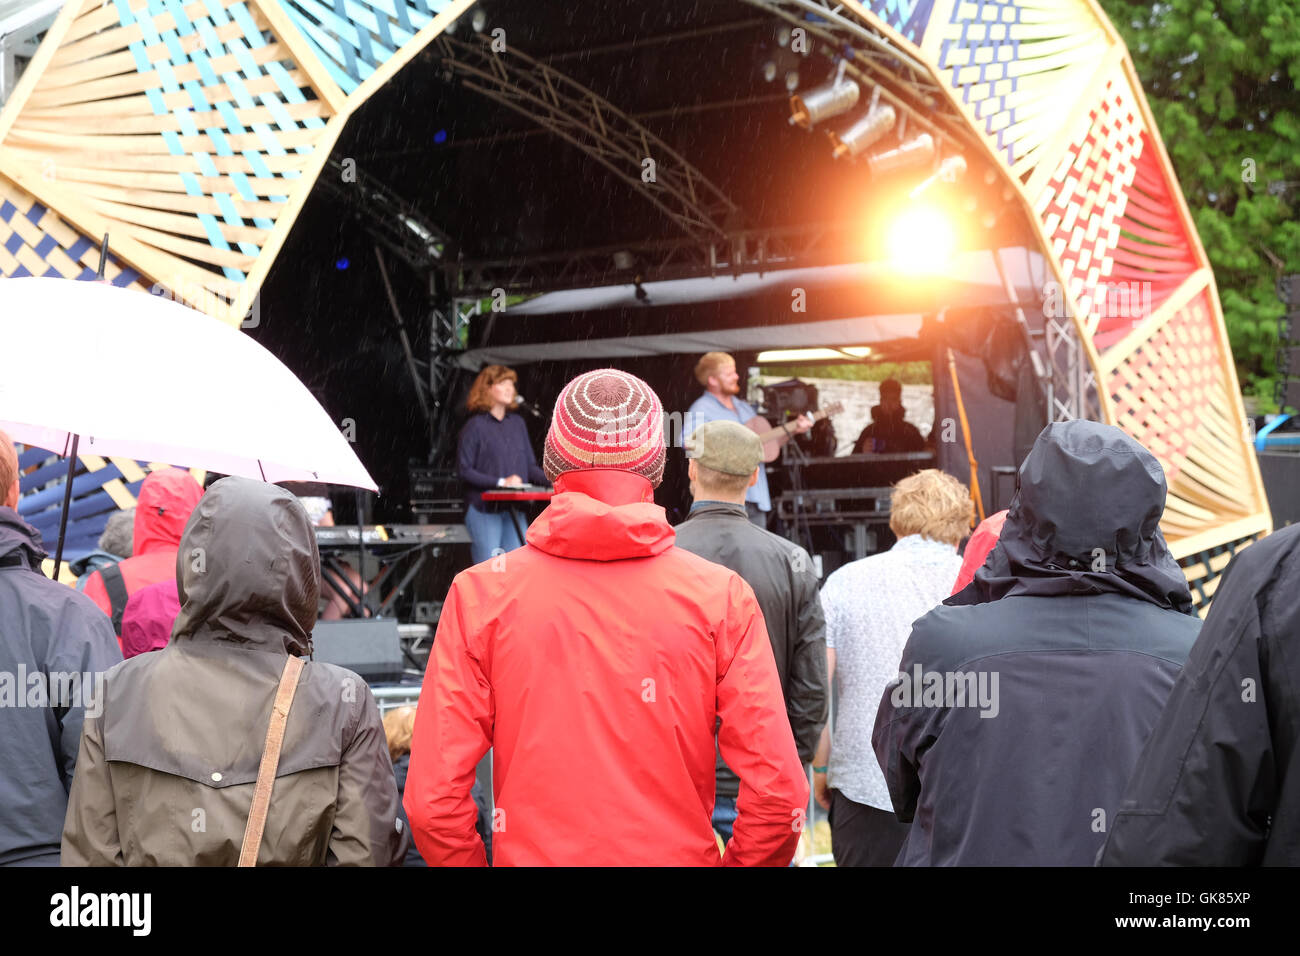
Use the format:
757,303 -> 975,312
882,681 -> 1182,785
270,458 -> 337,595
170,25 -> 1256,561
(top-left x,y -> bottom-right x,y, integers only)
0,507 -> 47,569
948,420 -> 1195,614
173,477 -> 319,654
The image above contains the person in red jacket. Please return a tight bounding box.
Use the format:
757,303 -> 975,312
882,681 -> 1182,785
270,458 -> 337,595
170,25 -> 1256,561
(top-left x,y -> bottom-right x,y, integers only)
405,368 -> 809,866
82,468 -> 203,639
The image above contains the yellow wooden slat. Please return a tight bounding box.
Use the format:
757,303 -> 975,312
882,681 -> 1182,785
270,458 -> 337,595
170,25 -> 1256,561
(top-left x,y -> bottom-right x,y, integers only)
85,195 -> 268,245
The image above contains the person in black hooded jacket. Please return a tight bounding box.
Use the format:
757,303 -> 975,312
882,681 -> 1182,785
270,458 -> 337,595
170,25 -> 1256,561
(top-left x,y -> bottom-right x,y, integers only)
1099,522 -> 1300,866
872,420 -> 1201,866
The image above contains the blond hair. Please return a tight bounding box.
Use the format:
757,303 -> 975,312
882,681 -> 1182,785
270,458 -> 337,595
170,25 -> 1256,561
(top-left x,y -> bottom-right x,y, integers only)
694,352 -> 734,387
0,428 -> 17,503
889,469 -> 974,547
382,705 -> 417,762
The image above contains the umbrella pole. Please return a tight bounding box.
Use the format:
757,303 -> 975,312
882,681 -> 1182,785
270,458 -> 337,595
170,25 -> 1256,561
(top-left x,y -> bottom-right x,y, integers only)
355,488 -> 366,618
52,434 -> 79,581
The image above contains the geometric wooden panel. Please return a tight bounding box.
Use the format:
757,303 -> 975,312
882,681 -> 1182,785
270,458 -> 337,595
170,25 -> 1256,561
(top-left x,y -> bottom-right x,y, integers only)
1108,289 -> 1218,483
1,168 -> 150,288
0,0 -> 470,322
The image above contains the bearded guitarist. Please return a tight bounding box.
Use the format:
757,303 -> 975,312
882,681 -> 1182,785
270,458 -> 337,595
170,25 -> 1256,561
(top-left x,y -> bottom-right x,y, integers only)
686,352 -> 813,528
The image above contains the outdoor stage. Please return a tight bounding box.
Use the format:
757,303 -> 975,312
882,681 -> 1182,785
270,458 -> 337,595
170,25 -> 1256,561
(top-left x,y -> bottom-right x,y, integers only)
0,0 -> 1271,613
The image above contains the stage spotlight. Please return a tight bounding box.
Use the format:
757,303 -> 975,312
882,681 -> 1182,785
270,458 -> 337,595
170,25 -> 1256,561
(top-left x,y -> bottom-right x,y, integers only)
868,132 -> 935,177
762,60 -> 777,83
827,104 -> 896,159
785,70 -> 800,92
886,205 -> 956,274
335,257 -> 350,271
789,77 -> 860,130
612,250 -> 635,270
908,155 -> 967,199
777,25 -> 792,47
471,7 -> 486,32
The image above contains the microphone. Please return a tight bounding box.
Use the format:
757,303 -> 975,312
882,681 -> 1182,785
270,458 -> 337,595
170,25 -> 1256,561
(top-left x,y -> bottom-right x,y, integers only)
515,394 -> 543,418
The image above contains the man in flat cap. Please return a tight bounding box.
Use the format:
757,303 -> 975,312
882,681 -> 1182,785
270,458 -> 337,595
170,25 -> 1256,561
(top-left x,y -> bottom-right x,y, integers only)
675,421 -> 828,848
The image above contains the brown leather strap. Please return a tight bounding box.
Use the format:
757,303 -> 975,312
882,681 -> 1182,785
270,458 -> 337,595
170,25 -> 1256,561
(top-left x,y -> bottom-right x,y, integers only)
238,655 -> 305,867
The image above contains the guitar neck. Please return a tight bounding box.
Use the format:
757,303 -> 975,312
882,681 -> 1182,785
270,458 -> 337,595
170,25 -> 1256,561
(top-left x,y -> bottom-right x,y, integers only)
752,408 -> 829,444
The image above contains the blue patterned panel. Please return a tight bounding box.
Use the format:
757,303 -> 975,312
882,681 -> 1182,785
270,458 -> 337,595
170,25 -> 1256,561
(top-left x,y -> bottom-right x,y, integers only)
277,0 -> 456,94
866,0 -> 935,46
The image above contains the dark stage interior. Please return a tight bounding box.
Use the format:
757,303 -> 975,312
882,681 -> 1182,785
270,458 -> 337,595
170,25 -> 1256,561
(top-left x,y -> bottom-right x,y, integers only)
242,0 -> 1045,612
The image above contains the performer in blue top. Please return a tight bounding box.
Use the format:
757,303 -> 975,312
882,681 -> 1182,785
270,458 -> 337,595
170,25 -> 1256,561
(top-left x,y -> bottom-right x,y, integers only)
686,352 -> 811,527
458,365 -> 549,565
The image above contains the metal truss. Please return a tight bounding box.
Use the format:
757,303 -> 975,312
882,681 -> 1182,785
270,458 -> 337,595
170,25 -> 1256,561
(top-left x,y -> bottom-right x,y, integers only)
432,32 -> 739,241
319,157 -> 455,273
450,220 -> 863,301
1043,310 -> 1099,422
0,0 -> 62,106
738,0 -> 984,161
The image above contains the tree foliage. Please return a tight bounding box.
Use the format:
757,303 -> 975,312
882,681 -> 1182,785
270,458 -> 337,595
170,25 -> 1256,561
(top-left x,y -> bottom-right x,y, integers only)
1098,0 -> 1300,408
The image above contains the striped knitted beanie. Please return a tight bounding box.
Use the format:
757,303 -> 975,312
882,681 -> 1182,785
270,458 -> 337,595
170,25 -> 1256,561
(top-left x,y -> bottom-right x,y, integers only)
543,369 -> 666,487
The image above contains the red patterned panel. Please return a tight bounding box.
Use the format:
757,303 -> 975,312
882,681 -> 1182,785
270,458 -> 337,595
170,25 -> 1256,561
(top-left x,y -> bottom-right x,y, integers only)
1107,290 -> 1218,482
1037,76 -> 1143,331
1103,129 -> 1199,340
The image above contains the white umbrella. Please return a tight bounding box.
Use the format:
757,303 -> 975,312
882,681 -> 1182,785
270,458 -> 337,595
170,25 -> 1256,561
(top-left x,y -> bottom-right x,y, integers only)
0,277 -> 377,569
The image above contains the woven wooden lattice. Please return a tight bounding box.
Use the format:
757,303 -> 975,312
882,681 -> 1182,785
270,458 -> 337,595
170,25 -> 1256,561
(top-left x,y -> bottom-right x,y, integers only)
1,170 -> 148,287
0,0 -> 469,320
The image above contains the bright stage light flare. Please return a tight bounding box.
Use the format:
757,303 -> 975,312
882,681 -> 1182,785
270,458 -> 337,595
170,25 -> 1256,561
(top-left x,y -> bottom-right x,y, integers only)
885,205 -> 956,273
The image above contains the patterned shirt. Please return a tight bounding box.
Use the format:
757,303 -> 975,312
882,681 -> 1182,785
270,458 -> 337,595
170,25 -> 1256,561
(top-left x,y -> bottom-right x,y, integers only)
821,534 -> 963,810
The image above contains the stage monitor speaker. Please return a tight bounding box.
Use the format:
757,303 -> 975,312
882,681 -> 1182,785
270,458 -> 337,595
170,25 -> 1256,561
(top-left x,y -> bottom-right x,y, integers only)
311,619 -> 404,683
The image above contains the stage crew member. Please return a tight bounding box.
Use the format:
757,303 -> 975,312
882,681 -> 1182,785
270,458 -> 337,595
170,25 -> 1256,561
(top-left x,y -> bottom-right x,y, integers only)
458,365 -> 548,566
685,352 -> 811,527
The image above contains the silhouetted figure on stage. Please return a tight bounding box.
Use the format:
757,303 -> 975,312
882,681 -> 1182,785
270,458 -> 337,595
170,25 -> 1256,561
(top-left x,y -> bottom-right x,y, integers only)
853,379 -> 925,455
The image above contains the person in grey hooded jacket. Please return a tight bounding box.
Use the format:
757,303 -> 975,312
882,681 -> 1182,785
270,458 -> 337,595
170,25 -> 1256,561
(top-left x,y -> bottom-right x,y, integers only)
0,431 -> 122,866
62,477 -> 407,866
872,420 -> 1201,866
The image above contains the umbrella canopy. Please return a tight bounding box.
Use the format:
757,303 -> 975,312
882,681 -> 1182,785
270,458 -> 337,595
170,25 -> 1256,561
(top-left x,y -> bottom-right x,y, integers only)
0,277 -> 376,491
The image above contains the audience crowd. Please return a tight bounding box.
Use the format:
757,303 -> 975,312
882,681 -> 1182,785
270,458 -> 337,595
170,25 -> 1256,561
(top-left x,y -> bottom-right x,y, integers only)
0,364 -> 1295,867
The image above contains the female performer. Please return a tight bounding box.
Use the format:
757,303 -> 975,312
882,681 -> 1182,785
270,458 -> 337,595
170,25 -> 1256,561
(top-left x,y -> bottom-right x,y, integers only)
458,365 -> 548,565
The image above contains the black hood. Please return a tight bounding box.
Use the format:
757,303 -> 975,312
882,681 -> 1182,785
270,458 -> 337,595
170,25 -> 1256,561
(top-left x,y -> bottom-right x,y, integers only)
0,507 -> 47,570
947,420 -> 1194,614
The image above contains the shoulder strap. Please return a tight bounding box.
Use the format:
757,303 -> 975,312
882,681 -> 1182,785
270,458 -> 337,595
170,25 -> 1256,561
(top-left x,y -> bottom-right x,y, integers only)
100,563 -> 130,635
238,655 -> 306,867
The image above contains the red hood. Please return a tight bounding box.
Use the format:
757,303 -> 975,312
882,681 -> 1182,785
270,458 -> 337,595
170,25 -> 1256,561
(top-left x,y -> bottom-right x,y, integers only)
526,470 -> 674,561
951,509 -> 1008,595
133,469 -> 204,556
